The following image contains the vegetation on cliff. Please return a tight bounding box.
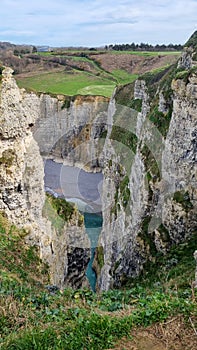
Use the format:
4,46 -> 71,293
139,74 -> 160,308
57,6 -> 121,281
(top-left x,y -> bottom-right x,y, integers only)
185,30 -> 197,49
0,212 -> 196,349
42,194 -> 84,234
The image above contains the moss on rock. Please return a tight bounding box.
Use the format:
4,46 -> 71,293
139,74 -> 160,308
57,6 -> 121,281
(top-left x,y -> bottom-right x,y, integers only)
173,191 -> 194,212
0,149 -> 16,168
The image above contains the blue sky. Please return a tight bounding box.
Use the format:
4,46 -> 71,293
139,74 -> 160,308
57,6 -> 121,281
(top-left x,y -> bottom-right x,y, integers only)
0,0 -> 197,47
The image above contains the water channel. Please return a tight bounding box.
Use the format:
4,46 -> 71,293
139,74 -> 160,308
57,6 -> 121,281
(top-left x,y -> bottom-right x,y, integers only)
44,159 -> 103,291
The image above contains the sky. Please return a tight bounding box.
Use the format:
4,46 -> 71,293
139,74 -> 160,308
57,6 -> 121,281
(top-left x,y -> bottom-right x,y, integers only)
0,0 -> 197,47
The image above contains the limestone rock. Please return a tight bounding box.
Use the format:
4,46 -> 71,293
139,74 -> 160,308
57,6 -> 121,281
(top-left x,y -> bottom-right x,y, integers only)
178,48 -> 193,69
0,68 -> 90,289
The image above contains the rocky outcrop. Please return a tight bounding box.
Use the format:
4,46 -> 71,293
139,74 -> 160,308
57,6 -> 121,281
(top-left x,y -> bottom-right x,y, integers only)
0,67 -> 90,289
95,53 -> 197,290
178,48 -> 193,69
0,68 -> 43,235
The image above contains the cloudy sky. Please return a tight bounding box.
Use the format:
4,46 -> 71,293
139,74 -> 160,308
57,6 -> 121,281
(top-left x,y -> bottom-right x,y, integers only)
0,0 -> 197,47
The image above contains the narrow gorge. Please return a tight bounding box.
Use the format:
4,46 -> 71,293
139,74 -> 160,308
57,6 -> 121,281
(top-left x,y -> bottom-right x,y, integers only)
0,40 -> 197,292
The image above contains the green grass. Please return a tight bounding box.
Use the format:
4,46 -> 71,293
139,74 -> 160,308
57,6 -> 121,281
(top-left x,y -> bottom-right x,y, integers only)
37,50 -> 181,56
109,50 -> 181,56
111,70 -> 138,84
77,84 -> 115,96
42,194 -> 75,234
16,70 -> 116,97
16,50 -> 179,98
0,211 -> 196,349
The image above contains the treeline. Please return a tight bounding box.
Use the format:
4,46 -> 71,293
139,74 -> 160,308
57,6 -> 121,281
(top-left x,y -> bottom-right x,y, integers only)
105,43 -> 183,51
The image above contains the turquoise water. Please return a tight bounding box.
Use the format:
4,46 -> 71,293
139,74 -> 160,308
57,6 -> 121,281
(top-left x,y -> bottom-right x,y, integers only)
84,213 -> 103,292
44,160 -> 103,291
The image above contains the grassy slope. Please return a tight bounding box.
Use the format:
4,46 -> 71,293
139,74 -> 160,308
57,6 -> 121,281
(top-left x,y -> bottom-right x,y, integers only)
16,70 -> 116,97
0,212 -> 196,349
16,51 -> 179,97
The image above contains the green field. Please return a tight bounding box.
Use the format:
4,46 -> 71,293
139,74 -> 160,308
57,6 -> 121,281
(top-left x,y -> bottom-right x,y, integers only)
16,50 -> 179,97
16,69 -> 138,97
38,50 -> 181,57
16,71 -> 116,97
109,50 -> 181,56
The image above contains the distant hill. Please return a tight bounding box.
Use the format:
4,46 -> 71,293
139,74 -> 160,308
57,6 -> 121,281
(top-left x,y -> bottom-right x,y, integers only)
0,41 -> 36,53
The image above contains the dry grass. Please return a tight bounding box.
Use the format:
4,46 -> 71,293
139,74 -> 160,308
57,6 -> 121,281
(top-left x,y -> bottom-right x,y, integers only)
89,53 -> 179,75
109,316 -> 197,350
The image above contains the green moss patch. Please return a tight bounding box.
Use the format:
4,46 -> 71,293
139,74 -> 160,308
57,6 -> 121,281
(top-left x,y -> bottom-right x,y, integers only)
130,98 -> 142,112
110,174 -> 131,217
46,193 -> 74,221
0,149 -> 16,168
110,126 -> 138,154
96,246 -> 104,269
173,191 -> 194,212
141,144 -> 161,180
43,194 -> 75,234
147,105 -> 172,138
115,82 -> 135,107
138,216 -> 158,257
157,224 -> 170,243
119,175 -> 131,209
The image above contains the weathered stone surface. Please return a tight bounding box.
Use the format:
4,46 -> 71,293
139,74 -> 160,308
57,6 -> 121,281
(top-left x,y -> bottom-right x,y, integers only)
158,92 -> 169,114
177,48 -> 193,69
34,94 -> 109,171
96,56 -> 197,290
0,68 -> 90,289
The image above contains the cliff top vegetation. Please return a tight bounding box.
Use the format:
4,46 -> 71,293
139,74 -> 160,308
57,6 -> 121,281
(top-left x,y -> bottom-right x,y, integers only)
0,42 -> 179,97
185,30 -> 197,49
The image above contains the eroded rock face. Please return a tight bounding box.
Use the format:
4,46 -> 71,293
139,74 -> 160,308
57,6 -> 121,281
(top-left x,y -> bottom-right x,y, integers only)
95,66 -> 197,290
1,58 -> 196,292
0,67 -> 43,233
34,94 -> 109,171
0,68 -> 90,289
177,48 -> 193,69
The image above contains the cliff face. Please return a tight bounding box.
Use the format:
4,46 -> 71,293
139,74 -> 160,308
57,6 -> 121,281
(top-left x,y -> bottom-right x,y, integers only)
34,94 -> 109,171
96,56 -> 197,290
0,68 -> 90,289
1,46 -> 196,291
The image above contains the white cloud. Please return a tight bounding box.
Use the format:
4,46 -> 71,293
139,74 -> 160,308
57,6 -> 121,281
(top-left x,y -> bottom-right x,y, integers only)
0,0 -> 196,45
